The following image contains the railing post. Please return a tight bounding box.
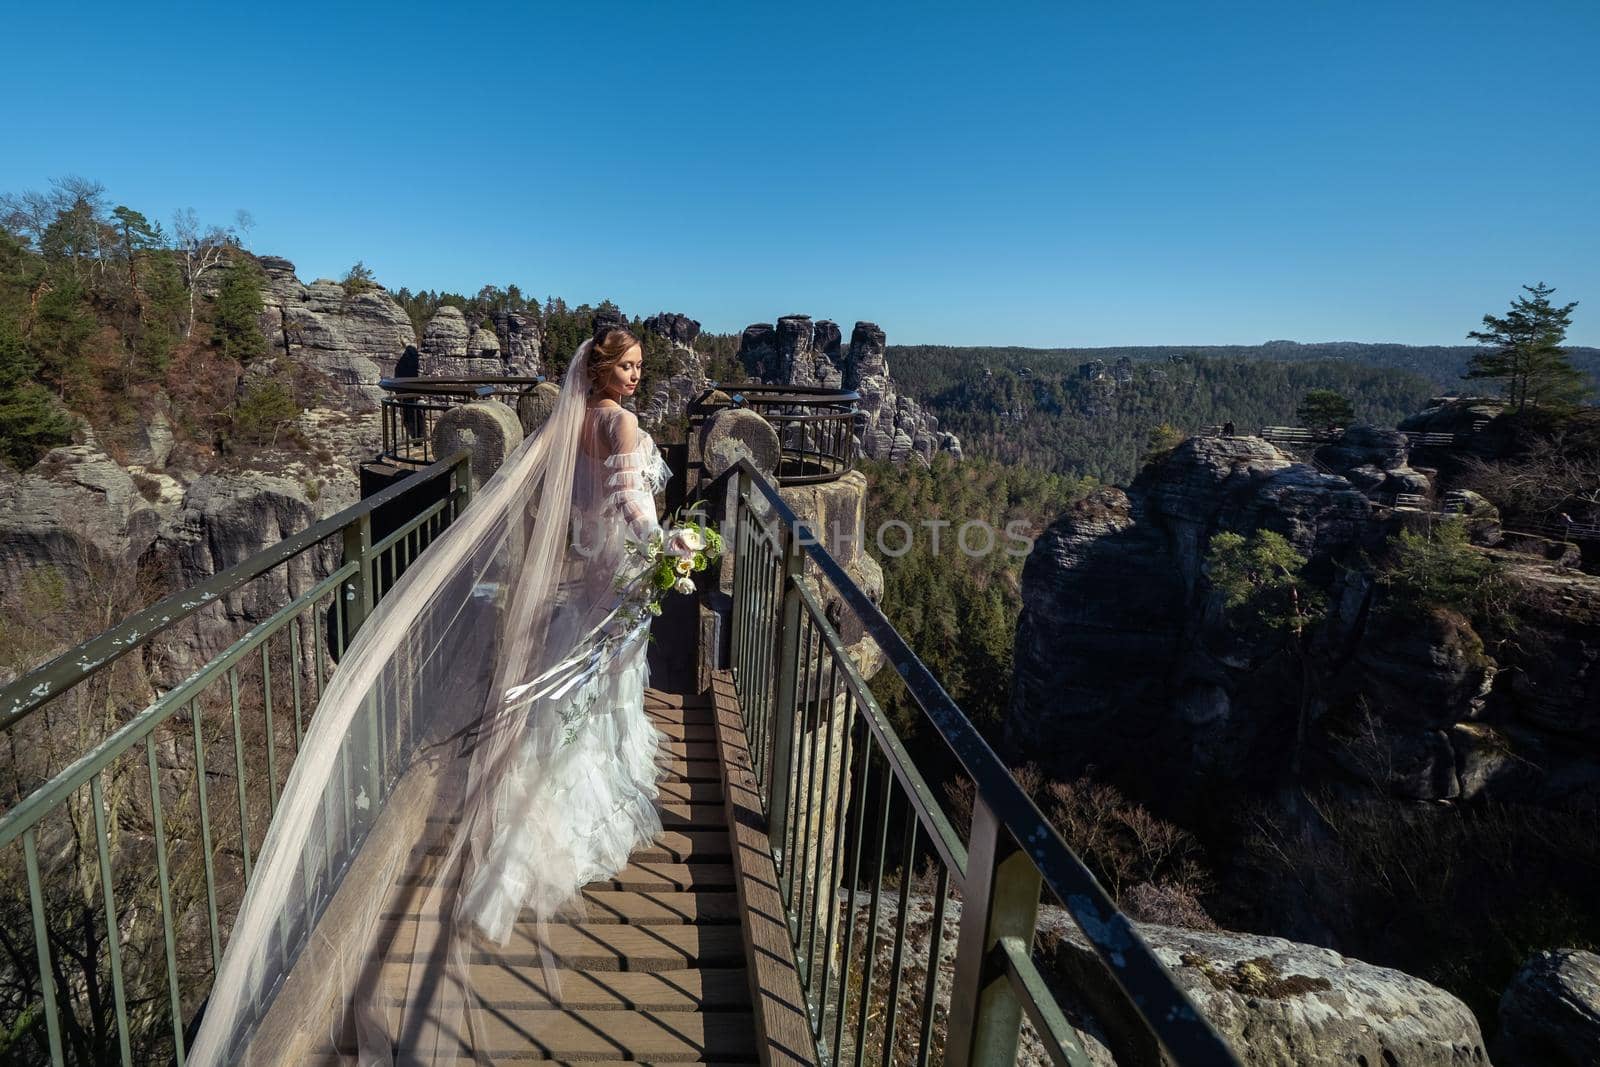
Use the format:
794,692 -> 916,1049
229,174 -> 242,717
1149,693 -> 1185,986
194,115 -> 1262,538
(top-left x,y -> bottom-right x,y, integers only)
946,796 -> 1044,1067
766,517 -> 807,856
728,467 -> 751,682
341,513 -> 374,638
341,511 -> 383,809
453,451 -> 473,514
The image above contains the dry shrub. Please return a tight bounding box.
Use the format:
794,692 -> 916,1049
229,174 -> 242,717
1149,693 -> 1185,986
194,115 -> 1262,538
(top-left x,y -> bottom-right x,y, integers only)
942,764 -> 1216,926
1242,789 -> 1600,1028
1044,775 -> 1214,907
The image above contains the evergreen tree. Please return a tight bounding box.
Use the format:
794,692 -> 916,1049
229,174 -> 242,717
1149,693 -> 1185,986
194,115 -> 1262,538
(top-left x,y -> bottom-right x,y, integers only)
136,251 -> 187,372
31,278 -> 96,397
341,260 -> 377,296
111,205 -> 161,294
210,257 -> 267,363
0,317 -> 75,467
1465,282 -> 1587,411
1142,422 -> 1185,465
1296,388 -> 1354,431
1206,529 -> 1326,776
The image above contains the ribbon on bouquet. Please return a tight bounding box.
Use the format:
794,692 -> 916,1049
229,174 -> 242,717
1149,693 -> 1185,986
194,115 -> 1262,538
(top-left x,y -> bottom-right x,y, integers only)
500,571 -> 653,715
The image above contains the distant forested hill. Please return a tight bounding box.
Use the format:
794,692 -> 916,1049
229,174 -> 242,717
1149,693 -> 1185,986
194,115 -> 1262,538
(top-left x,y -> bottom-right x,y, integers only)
909,353 -> 1438,483
888,340 -> 1600,396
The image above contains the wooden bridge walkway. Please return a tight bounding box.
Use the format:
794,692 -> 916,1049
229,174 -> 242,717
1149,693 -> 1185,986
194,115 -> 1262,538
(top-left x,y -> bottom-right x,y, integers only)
303,680 -> 807,1065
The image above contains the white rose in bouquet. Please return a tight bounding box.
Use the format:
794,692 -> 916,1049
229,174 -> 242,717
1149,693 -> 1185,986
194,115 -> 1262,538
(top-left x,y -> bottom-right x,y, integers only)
664,526 -> 706,557
673,557 -> 693,576
673,576 -> 695,595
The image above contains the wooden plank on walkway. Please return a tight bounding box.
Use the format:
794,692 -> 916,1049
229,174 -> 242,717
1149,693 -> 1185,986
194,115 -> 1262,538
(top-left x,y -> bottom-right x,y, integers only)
376,917 -> 748,970
272,684 -> 771,1065
575,889 -> 740,925
380,887 -> 740,925
656,757 -> 724,782
655,780 -> 723,805
710,670 -> 819,1067
326,1007 -> 758,1061
372,963 -> 752,1010
657,802 -> 730,829
606,861 -> 737,892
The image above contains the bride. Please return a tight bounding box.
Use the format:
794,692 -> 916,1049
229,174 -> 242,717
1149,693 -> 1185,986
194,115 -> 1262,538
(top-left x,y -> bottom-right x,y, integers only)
188,322 -> 683,1065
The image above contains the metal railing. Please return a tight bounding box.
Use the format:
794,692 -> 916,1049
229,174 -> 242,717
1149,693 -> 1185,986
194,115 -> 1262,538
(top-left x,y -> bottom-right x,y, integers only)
701,383 -> 861,485
725,460 -> 1239,1066
0,452 -> 471,1067
379,376 -> 545,465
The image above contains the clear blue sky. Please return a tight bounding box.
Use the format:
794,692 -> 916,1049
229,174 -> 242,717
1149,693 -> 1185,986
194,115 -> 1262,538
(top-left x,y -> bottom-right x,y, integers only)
3,1 -> 1597,347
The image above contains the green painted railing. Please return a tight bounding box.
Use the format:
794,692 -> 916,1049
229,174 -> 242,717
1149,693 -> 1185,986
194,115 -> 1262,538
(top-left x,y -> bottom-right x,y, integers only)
0,451 -> 471,1067
726,460 -> 1240,1067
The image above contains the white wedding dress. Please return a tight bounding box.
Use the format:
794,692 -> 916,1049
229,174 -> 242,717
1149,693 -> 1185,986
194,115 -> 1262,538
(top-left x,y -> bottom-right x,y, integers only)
457,403 -> 673,941
185,339 -> 683,1066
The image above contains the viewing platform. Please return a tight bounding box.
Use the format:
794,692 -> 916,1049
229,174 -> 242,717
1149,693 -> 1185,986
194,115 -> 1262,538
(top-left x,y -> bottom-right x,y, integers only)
0,396 -> 1239,1066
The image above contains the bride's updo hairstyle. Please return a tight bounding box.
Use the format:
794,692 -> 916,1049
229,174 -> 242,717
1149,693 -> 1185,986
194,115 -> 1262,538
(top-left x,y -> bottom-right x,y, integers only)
587,322 -> 641,394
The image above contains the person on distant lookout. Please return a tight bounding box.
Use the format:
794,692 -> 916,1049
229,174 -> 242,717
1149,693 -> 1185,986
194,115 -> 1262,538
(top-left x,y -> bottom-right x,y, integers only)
1222,420 -> 1236,437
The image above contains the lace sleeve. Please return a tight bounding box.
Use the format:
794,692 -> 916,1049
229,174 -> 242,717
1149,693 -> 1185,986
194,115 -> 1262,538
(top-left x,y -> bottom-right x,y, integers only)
601,410 -> 664,542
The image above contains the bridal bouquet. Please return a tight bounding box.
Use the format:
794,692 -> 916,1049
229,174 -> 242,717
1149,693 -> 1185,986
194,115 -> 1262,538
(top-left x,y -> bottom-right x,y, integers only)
613,508 -> 724,628
540,513 -> 725,745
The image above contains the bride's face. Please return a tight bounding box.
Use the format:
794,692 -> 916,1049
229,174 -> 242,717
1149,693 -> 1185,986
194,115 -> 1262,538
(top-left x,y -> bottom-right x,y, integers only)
602,344 -> 643,400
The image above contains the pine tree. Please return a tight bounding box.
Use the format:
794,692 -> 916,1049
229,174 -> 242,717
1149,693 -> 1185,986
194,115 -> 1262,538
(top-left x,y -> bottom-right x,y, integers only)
1464,282 -> 1587,411
1296,389 -> 1354,431
341,260 -> 377,296
111,205 -> 161,294
31,278 -> 96,396
1206,529 -> 1326,776
0,318 -> 75,467
210,257 -> 267,363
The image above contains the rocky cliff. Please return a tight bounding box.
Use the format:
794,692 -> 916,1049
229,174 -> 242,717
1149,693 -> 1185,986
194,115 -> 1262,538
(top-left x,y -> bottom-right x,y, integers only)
418,305 -> 543,379
1007,432 -> 1600,807
845,890 -> 1488,1066
637,312 -> 708,429
0,411 -> 374,683
737,315 -> 962,466
257,257 -> 416,410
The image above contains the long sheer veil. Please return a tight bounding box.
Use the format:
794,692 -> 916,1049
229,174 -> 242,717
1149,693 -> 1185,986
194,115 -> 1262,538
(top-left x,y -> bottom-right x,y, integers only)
188,337 -> 642,1065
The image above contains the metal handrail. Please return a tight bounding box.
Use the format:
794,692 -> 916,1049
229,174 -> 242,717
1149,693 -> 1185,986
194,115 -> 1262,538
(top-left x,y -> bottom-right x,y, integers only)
694,382 -> 862,486
1,451 -> 470,731
0,452 -> 472,1067
378,375 -> 545,465
724,459 -> 1239,1065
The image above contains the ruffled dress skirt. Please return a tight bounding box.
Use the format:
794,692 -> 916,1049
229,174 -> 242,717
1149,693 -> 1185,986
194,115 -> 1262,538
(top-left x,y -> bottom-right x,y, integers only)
456,621 -> 664,942
455,432 -> 673,944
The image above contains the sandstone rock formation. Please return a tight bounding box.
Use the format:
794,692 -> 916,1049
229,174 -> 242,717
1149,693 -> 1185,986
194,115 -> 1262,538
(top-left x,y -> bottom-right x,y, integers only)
736,316 -> 961,467
257,257 -> 416,410
1496,948 -> 1600,1066
1,413 -> 373,686
842,891 -> 1484,1066
413,305 -> 542,379
1314,425 -> 1434,504
1008,437 -> 1373,787
418,306 -> 534,379
638,312 -> 708,429
1007,433 -> 1600,805
487,309 -> 543,377
0,432 -> 163,594
147,467 -> 355,679
1042,914 -> 1490,1066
